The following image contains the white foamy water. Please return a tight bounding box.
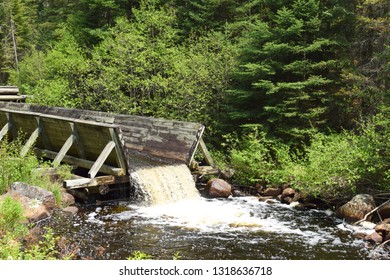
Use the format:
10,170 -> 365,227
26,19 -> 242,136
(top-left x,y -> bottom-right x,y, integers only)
128,154 -> 200,206
104,196 -> 353,249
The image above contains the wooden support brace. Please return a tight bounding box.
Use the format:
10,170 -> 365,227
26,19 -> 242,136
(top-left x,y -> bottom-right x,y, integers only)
199,137 -> 215,166
0,123 -> 10,141
35,148 -> 125,176
109,127 -> 127,171
88,141 -> 116,178
70,123 -> 86,159
35,116 -> 51,150
53,134 -> 76,166
6,113 -> 17,139
21,127 -> 40,157
63,175 -> 129,189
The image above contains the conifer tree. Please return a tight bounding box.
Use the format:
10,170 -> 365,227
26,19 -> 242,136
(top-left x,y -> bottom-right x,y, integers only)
227,0 -> 354,144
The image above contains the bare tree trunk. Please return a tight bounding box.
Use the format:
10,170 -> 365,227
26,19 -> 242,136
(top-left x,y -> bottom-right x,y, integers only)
8,0 -> 18,73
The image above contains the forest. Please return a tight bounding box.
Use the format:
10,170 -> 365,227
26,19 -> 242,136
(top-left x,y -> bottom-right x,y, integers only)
0,0 -> 389,201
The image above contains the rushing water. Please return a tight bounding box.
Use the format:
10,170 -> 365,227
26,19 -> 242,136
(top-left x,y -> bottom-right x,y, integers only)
46,196 -> 375,260
44,158 -> 377,260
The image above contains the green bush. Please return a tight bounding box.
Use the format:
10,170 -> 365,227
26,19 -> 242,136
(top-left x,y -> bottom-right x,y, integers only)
286,132 -> 363,199
224,126 -> 288,185
0,196 -> 27,238
0,137 -> 41,194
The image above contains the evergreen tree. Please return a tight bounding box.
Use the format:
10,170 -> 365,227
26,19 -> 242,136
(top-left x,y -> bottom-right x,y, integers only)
0,0 -> 35,83
226,0 -> 354,144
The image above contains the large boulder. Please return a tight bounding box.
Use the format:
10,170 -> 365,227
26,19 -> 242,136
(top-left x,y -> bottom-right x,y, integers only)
4,182 -> 57,223
10,182 -> 56,211
205,178 -> 232,198
336,194 -> 376,223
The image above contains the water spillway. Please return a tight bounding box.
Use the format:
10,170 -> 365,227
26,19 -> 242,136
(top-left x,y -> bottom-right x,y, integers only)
0,101 -> 208,203
127,153 -> 200,205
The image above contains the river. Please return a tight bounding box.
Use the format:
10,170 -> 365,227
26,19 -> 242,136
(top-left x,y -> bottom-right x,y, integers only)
43,157 -> 382,260
45,196 -> 376,260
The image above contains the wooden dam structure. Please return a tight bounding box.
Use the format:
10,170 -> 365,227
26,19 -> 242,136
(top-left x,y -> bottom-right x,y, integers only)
0,92 -> 216,199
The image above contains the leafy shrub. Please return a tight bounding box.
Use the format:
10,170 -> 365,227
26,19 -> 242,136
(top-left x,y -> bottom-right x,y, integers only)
224,126 -> 289,185
127,251 -> 153,260
0,196 -> 27,238
286,132 -> 364,199
0,137 -> 41,194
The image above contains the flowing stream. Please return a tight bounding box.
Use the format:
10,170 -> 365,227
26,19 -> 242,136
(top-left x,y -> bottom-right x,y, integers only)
45,159 -> 377,260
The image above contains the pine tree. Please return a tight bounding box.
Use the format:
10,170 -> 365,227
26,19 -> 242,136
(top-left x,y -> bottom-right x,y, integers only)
226,0 -> 354,144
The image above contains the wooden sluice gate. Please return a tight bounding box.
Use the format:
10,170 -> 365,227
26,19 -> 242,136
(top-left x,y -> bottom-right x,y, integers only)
0,101 -> 216,198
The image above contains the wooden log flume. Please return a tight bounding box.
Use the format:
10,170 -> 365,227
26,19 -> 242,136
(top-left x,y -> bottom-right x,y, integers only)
0,101 -> 215,194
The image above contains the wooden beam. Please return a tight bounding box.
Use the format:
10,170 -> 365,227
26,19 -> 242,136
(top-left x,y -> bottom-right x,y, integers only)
53,134 -> 76,166
63,175 -> 129,189
21,127 -> 40,156
0,86 -> 19,94
109,127 -> 127,171
70,123 -> 86,159
0,123 -> 10,141
188,125 -> 205,166
199,137 -> 215,166
6,113 -> 17,139
0,95 -> 26,101
35,116 -> 51,150
88,141 -> 116,178
35,148 -> 126,176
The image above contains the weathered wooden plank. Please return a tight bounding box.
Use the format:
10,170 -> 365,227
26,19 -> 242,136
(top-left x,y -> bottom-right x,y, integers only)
6,112 -> 18,139
0,86 -> 19,94
88,141 -> 116,178
35,148 -> 125,176
109,127 -> 127,171
53,134 -> 76,166
35,116 -> 52,150
0,95 -> 26,101
199,137 -> 215,167
69,122 -> 86,159
21,127 -> 40,156
63,175 -> 129,189
0,101 -> 206,165
0,122 -> 10,141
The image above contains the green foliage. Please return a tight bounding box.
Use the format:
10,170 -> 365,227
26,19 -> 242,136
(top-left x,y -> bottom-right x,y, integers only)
0,136 -> 40,194
0,196 -> 27,238
226,0 -> 354,144
22,228 -> 59,260
284,113 -> 390,199
127,250 -> 153,260
127,250 -> 183,260
223,126 -> 289,186
0,226 -> 72,260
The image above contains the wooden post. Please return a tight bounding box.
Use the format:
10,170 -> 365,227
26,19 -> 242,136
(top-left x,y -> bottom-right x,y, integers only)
20,126 -> 40,156
53,134 -> 76,166
0,123 -> 10,141
199,137 -> 215,167
109,127 -> 127,172
88,141 -> 116,178
70,123 -> 86,159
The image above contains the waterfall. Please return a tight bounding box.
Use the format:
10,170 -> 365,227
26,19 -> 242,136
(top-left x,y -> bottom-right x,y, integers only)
127,153 -> 200,206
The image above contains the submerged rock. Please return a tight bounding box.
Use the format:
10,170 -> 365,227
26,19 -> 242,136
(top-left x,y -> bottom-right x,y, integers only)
262,187 -> 282,197
336,194 -> 376,223
205,178 -> 232,198
375,222 -> 390,241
